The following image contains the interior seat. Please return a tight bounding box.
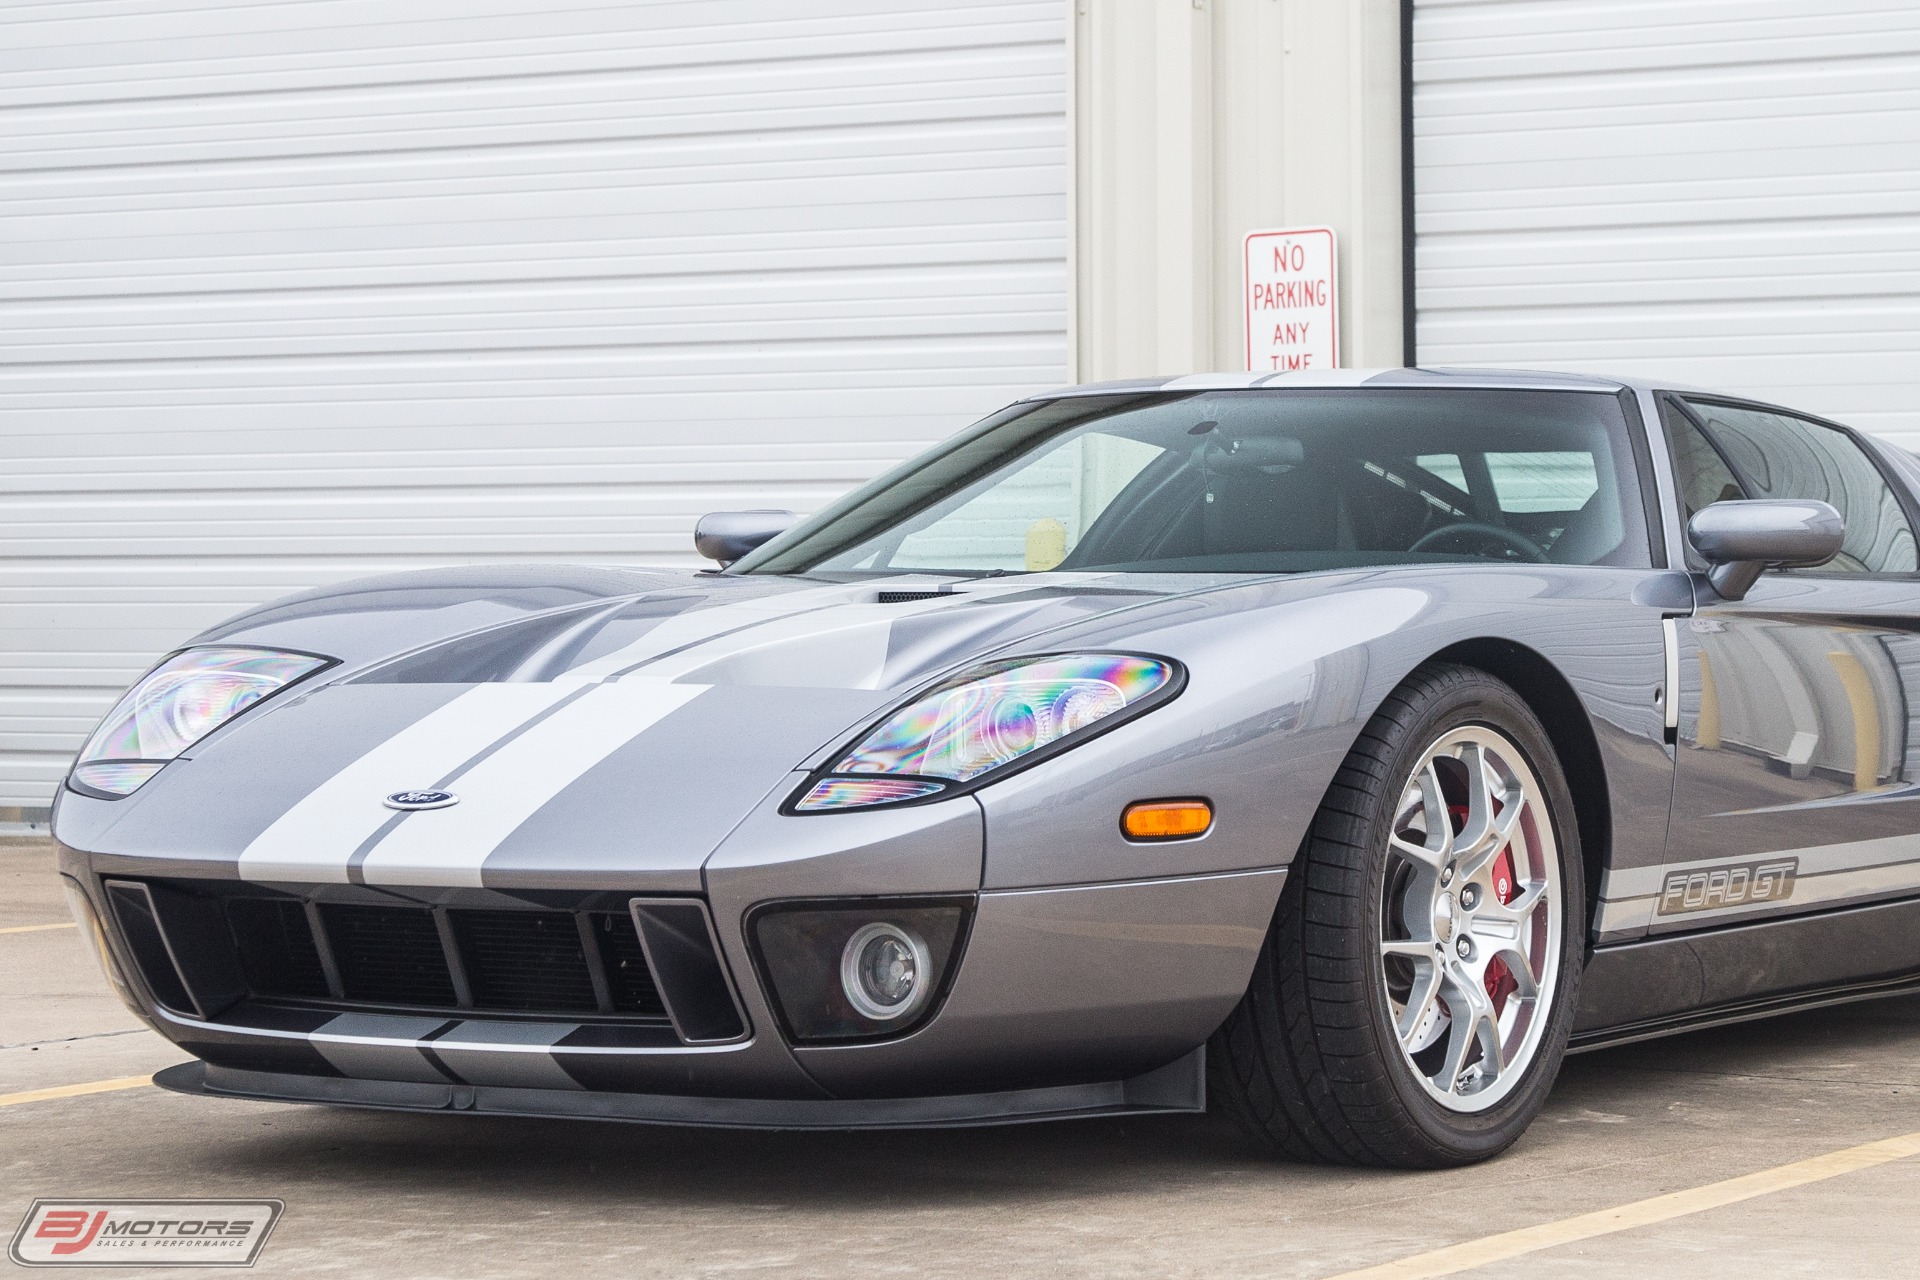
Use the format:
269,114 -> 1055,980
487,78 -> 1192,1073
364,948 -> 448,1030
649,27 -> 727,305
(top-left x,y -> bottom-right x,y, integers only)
1545,489 -> 1624,564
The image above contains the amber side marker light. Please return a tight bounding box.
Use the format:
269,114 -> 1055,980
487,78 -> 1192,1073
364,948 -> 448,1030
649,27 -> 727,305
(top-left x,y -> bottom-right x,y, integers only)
1121,799 -> 1213,841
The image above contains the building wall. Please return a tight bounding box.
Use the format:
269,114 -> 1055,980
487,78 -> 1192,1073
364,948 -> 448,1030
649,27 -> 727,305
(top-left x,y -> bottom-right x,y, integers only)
35,0 -> 1907,820
1412,0 -> 1920,448
1071,0 -> 1406,381
0,0 -> 1071,819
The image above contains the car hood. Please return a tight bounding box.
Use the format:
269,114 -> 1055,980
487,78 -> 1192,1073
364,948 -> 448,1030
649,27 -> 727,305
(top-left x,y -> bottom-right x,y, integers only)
59,567 -> 1261,884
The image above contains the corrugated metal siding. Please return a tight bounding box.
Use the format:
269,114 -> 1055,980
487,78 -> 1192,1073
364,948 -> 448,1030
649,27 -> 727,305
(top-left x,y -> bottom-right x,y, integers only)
1412,0 -> 1920,445
0,0 -> 1068,814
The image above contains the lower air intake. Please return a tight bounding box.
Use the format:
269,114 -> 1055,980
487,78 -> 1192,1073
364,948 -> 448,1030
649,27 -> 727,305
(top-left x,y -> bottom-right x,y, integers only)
319,903 -> 458,1007
451,909 -> 598,1012
224,898 -> 329,999
129,880 -> 697,1033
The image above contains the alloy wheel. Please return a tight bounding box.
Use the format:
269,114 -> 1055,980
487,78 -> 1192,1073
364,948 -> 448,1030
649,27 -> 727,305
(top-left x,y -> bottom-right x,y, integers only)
1378,724 -> 1562,1113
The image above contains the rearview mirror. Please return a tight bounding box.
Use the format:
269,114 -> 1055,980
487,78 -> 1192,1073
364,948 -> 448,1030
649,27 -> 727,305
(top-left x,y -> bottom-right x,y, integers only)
1687,499 -> 1843,600
694,510 -> 798,567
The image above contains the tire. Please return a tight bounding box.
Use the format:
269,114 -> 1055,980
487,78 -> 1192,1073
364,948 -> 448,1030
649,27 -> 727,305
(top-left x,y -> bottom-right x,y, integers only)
1208,662 -> 1585,1168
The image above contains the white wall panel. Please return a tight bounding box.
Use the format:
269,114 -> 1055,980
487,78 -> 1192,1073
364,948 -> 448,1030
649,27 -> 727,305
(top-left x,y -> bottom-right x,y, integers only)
1072,0 -> 1403,380
1413,0 -> 1920,445
0,0 -> 1069,815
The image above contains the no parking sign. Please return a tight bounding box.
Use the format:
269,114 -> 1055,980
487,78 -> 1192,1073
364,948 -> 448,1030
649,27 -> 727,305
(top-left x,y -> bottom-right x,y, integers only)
1244,226 -> 1338,372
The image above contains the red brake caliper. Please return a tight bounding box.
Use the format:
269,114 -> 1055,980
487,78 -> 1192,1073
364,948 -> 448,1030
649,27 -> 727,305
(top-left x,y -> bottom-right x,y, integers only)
1483,844 -> 1520,1014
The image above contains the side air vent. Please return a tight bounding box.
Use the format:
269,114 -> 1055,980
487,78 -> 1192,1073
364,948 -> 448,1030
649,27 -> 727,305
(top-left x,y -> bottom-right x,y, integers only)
103,880 -> 197,1015
103,879 -> 248,1020
630,899 -> 748,1042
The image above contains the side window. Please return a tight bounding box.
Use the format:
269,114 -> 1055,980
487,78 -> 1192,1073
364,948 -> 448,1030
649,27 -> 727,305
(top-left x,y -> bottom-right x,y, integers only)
1661,398 -> 1744,524
1681,399 -> 1919,575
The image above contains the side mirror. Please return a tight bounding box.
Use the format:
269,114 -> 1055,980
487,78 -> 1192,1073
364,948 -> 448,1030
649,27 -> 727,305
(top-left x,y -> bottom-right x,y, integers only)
1687,499 -> 1844,600
694,510 -> 798,567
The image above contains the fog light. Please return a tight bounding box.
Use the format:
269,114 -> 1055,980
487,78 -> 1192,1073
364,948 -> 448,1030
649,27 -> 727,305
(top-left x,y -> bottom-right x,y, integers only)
750,897 -> 970,1042
840,922 -> 930,1021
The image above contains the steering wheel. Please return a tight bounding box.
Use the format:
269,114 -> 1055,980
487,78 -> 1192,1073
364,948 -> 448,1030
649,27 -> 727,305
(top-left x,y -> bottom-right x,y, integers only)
1409,521 -> 1548,563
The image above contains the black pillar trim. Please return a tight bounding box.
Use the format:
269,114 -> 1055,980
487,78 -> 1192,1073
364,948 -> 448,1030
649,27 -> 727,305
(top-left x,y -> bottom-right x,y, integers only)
1400,0 -> 1417,369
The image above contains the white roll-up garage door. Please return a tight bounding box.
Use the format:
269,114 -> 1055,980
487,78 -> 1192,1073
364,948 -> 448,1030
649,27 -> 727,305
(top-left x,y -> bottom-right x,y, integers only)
0,1 -> 1068,819
1413,1 -> 1920,444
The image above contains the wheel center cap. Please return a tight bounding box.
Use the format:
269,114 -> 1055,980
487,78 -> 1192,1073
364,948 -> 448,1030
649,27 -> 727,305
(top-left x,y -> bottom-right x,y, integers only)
1433,892 -> 1456,943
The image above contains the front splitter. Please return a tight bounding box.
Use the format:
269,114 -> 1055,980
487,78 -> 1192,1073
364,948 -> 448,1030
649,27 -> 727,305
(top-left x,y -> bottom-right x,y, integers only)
155,1051 -> 1206,1131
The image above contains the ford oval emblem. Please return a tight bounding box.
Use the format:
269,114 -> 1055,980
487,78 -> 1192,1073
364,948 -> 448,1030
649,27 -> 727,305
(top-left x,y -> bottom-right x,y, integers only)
384,789 -> 458,811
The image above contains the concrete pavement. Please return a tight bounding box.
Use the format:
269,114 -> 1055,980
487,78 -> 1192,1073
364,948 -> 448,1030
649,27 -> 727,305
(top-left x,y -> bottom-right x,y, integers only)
4,837 -> 1917,1278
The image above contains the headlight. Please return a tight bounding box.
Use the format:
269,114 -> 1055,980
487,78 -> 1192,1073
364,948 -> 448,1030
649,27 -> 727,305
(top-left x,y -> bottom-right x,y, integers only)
68,645 -> 332,798
789,652 -> 1181,812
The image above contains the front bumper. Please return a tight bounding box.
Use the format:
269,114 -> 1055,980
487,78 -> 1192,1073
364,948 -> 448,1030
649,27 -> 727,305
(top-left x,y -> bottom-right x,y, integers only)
59,790 -> 1288,1122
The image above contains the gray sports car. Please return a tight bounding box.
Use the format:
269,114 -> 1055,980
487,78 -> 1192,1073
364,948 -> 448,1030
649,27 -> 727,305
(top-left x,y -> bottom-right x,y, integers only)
53,368 -> 1920,1168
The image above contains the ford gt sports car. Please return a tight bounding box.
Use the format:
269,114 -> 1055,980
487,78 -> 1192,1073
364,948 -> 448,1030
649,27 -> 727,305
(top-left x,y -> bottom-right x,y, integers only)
53,368 -> 1920,1168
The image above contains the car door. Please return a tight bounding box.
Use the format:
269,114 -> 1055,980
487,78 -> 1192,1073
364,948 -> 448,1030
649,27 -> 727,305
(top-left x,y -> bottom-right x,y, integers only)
1652,395 -> 1920,1001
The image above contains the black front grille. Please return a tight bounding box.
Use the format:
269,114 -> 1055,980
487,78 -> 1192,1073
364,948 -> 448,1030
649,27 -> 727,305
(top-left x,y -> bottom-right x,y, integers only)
203,891 -> 675,1026
320,903 -> 459,1007
225,898 -> 328,999
452,910 -> 597,1012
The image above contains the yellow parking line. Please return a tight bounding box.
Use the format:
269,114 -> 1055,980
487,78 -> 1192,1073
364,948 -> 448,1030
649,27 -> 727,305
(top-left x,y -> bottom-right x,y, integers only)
0,922 -> 76,936
1324,1128 -> 1920,1280
0,1075 -> 154,1109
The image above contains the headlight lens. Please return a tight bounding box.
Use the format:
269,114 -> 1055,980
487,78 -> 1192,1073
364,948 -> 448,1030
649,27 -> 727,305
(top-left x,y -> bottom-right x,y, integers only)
791,652 -> 1179,812
69,646 -> 331,798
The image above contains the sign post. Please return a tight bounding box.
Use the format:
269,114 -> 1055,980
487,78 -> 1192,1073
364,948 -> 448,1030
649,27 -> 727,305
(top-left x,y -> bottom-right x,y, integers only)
1243,227 -> 1338,372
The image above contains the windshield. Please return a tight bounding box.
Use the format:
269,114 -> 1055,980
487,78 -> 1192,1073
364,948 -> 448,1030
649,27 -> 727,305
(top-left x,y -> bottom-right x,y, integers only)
738,388 -> 1653,576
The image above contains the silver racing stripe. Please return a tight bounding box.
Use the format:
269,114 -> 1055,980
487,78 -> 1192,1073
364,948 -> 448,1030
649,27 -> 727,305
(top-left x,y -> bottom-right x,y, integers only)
308,1014 -> 457,1084
355,681 -> 706,887
1259,368 -> 1385,387
1596,833 -> 1920,936
240,574 -> 1113,887
562,574 -> 1106,689
161,1007 -> 751,1094
239,683 -> 580,884
1607,834 -> 1920,899
307,1016 -> 585,1090
427,1021 -> 586,1090
605,581 -> 1062,687
607,599 -> 903,687
554,580 -> 884,685
1159,372 -> 1271,390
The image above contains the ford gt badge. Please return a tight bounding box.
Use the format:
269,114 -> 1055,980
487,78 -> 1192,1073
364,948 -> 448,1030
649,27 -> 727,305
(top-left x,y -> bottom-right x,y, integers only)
383,789 -> 458,811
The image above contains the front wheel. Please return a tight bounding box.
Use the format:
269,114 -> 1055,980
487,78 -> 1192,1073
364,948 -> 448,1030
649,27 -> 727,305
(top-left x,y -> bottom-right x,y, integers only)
1209,663 -> 1585,1167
